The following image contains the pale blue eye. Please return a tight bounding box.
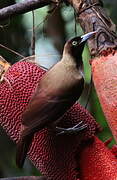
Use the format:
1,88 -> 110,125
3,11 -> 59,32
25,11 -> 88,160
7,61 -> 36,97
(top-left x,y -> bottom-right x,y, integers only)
72,41 -> 78,46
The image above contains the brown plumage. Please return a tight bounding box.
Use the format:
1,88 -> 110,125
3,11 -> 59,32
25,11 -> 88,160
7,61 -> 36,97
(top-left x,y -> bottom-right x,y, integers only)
16,32 -> 96,168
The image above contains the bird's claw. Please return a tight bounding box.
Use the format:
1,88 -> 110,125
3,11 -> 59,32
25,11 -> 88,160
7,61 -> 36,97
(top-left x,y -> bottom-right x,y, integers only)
56,121 -> 87,136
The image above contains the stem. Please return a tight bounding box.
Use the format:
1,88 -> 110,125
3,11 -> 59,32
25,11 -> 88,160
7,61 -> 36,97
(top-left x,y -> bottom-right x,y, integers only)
68,0 -> 117,56
0,0 -> 53,21
0,177 -> 47,180
31,11 -> 35,55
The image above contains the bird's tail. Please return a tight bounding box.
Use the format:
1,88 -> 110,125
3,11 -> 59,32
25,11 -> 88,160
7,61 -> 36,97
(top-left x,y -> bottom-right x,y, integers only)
16,133 -> 33,168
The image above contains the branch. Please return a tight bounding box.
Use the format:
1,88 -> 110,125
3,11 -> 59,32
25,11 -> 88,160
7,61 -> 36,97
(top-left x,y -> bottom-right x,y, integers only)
68,0 -> 117,56
0,0 -> 55,21
0,176 -> 47,180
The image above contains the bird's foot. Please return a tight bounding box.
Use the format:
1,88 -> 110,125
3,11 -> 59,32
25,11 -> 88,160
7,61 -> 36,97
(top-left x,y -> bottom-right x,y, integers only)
56,121 -> 87,136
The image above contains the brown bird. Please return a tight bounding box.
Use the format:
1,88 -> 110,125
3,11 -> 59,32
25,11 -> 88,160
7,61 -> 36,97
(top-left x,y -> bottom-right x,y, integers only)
16,31 -> 96,168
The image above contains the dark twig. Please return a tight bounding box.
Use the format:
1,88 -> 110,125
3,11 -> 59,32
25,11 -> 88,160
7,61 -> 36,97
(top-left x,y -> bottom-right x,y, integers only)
0,176 -> 47,180
0,43 -> 24,58
31,11 -> 35,55
0,0 -> 54,21
74,10 -> 77,36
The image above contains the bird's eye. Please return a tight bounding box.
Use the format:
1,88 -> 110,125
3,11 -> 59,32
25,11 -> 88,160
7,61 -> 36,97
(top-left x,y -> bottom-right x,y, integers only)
72,41 -> 78,46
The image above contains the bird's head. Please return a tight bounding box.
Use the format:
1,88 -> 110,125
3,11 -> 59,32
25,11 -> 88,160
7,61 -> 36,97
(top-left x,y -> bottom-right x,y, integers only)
63,31 -> 96,63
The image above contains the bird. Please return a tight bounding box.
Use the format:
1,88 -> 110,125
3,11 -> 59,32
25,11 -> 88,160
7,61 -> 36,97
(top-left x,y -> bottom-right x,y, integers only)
0,54 -> 100,179
16,31 -> 96,168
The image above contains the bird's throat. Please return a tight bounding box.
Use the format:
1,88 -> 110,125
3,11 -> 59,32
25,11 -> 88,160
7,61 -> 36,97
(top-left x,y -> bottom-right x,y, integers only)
62,53 -> 83,67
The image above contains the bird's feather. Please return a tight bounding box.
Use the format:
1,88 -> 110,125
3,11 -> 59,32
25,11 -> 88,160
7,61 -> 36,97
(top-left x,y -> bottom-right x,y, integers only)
16,133 -> 33,168
22,78 -> 84,137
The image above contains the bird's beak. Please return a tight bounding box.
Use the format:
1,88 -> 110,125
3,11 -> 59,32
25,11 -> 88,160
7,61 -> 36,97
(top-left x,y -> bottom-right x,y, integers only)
80,31 -> 97,43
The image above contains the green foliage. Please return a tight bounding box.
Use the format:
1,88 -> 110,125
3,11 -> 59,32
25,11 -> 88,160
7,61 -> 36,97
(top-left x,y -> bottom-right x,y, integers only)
91,88 -> 115,146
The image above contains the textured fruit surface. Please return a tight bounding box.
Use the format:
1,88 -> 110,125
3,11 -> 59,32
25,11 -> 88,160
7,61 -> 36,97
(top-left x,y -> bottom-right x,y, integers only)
79,136 -> 117,180
0,58 -> 99,180
92,52 -> 117,142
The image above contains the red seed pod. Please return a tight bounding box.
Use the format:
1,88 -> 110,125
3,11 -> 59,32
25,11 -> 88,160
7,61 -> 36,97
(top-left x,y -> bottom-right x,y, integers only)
79,137 -> 117,180
0,58 -> 99,180
92,52 -> 117,142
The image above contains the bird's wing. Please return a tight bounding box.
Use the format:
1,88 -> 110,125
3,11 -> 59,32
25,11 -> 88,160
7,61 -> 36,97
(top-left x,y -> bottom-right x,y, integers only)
17,90 -> 73,168
22,89 -> 75,137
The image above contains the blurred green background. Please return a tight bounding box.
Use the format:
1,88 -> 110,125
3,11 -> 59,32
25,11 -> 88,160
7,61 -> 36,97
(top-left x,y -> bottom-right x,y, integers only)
0,0 -> 116,178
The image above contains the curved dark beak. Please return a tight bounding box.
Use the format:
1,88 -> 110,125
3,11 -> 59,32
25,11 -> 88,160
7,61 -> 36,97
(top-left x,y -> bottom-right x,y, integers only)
80,31 -> 97,43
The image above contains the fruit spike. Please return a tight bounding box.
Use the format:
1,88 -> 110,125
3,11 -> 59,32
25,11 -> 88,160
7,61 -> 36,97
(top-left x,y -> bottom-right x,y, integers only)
0,57 -> 100,180
79,136 -> 117,180
92,51 -> 117,143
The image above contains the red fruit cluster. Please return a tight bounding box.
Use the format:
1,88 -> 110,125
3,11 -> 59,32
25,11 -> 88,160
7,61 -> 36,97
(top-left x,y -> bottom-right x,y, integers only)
79,137 -> 117,180
0,58 -> 110,180
92,52 -> 117,142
